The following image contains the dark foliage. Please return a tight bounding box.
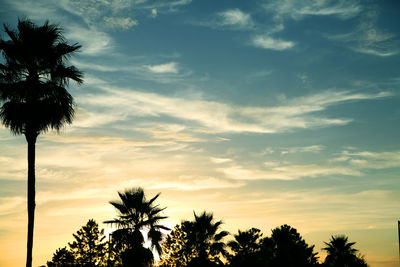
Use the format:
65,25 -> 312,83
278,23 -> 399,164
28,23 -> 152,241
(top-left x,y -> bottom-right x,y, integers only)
43,189 -> 370,267
266,224 -> 319,267
227,228 -> 264,267
323,235 -> 369,267
68,219 -> 107,266
226,224 -> 319,267
160,211 -> 228,266
46,247 -> 76,267
159,224 -> 194,266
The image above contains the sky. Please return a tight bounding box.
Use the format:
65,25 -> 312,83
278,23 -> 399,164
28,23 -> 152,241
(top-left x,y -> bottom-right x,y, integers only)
0,0 -> 399,266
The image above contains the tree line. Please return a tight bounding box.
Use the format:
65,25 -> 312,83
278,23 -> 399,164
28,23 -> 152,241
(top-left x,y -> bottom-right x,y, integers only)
44,188 -> 369,267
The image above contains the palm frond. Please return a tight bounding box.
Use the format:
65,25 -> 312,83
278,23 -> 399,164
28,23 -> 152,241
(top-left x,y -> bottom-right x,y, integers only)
214,230 -> 229,241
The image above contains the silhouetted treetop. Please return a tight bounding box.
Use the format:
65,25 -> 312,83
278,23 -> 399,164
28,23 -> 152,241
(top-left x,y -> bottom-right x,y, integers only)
323,235 -> 368,267
105,187 -> 168,267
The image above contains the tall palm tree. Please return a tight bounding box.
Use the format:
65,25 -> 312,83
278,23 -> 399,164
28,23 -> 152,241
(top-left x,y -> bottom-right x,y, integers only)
323,235 -> 368,267
0,19 -> 83,267
104,187 -> 169,266
184,211 -> 229,266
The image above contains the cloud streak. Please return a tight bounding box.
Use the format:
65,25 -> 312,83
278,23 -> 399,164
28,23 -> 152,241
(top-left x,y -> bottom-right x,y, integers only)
264,0 -> 362,20
220,164 -> 361,181
252,35 -> 295,51
76,85 -> 391,134
218,148 -> 400,181
147,62 -> 179,73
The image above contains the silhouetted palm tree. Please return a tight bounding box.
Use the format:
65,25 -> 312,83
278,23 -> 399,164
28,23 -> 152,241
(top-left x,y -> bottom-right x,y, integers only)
323,235 -> 368,267
184,211 -> 229,266
0,19 -> 82,267
104,188 -> 169,266
228,228 -> 263,266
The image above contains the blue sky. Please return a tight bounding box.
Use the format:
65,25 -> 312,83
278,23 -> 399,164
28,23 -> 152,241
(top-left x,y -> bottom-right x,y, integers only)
0,0 -> 399,266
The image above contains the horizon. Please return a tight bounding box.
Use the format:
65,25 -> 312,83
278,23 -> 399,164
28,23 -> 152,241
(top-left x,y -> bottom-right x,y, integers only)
0,0 -> 399,266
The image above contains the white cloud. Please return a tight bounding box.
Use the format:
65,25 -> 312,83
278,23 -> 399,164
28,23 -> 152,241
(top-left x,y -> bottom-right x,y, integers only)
219,148 -> 400,181
151,8 -> 158,18
217,9 -> 253,29
281,145 -> 324,155
220,164 -> 360,181
326,8 -> 399,57
147,62 -> 179,73
58,0 -> 140,31
342,150 -> 400,169
252,35 -> 295,51
131,0 -> 192,14
352,48 -> 398,57
4,0 -> 61,21
193,8 -> 253,30
148,175 -> 244,191
78,84 -> 391,134
72,108 -> 126,128
264,0 -> 362,20
0,197 -> 25,216
66,25 -> 113,55
72,58 -> 190,84
138,123 -> 203,142
210,157 -> 233,164
103,17 -> 138,30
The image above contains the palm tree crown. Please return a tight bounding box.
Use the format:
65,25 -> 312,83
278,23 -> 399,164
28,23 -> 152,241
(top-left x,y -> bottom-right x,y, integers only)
105,187 -> 169,262
0,19 -> 83,136
184,211 -> 229,265
323,235 -> 367,267
228,228 -> 263,255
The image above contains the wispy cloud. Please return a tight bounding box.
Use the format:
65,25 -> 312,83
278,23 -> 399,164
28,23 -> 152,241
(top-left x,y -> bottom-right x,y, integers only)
352,48 -> 397,57
326,7 -> 398,57
218,148 -> 400,181
137,123 -> 203,142
148,175 -> 244,191
103,17 -> 138,30
257,0 -> 363,52
341,150 -> 400,169
252,35 -> 295,51
220,164 -> 360,181
192,6 -> 296,51
58,0 -> 140,31
134,0 -> 192,14
77,84 -> 391,134
281,145 -> 324,155
0,197 -> 25,216
4,0 -> 192,59
193,8 -> 253,30
147,62 -> 179,73
217,9 -> 253,29
66,25 -> 114,56
210,157 -> 233,164
72,59 -> 190,84
264,0 -> 362,20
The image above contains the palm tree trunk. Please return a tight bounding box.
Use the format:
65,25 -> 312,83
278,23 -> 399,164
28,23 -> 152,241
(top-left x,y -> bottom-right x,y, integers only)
25,133 -> 37,267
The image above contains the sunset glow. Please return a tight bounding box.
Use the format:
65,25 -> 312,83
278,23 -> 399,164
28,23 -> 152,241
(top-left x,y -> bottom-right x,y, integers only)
0,1 -> 399,266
